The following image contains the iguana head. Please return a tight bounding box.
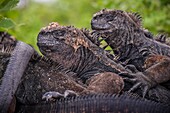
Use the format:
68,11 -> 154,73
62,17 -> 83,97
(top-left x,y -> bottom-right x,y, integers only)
91,9 -> 144,49
91,9 -> 142,30
37,22 -> 90,65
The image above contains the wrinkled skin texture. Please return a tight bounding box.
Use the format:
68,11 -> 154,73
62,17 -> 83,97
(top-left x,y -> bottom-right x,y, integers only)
86,72 -> 124,94
37,22 -> 170,104
15,56 -> 86,105
155,34 -> 170,46
0,31 -> 125,112
91,9 -> 170,101
37,22 -> 126,100
91,9 -> 170,68
91,9 -> 149,71
0,32 -> 86,110
15,55 -> 124,105
37,22 -> 121,83
17,94 -> 170,113
144,55 -> 170,90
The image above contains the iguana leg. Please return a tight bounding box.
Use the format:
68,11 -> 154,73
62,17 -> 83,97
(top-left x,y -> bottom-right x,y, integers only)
86,72 -> 124,94
143,56 -> 170,84
121,55 -> 170,97
121,72 -> 153,97
124,64 -> 139,73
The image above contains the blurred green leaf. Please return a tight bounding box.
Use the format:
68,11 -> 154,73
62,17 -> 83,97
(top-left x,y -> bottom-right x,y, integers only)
0,0 -> 19,12
0,16 -> 16,29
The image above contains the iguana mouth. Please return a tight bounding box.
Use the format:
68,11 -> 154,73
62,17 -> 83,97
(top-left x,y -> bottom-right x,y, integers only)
91,22 -> 117,34
91,24 -> 111,31
37,32 -> 61,47
91,20 -> 116,31
37,40 -> 60,47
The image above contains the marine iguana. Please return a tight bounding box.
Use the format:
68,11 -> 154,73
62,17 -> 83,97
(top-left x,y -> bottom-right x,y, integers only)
91,9 -> 170,97
0,32 -> 124,112
37,22 -> 127,101
37,22 -> 170,105
15,55 -> 125,112
37,22 -> 126,83
16,93 -> 170,113
0,23 -> 169,112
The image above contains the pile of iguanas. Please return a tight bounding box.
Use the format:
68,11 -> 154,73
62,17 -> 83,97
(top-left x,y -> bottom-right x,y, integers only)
0,9 -> 170,113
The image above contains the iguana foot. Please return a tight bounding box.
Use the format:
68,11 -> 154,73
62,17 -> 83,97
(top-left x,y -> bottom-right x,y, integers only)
124,64 -> 139,73
63,90 -> 78,97
42,90 -> 78,101
119,71 -> 156,98
42,91 -> 64,101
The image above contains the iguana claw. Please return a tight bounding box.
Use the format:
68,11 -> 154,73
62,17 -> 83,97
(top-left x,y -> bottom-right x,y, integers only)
121,72 -> 155,98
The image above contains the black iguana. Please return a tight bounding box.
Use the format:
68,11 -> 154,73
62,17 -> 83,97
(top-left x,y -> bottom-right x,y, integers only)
37,22 -> 170,105
16,93 -> 170,113
0,32 -> 124,112
91,9 -> 170,98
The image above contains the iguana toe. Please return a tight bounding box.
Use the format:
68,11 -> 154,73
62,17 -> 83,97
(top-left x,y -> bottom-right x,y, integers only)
142,85 -> 149,98
128,82 -> 142,93
64,90 -> 78,98
121,71 -> 155,98
125,64 -> 139,73
42,91 -> 64,101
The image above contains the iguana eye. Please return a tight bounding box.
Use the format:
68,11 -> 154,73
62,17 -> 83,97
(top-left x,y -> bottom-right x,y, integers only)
105,14 -> 114,21
53,30 -> 65,36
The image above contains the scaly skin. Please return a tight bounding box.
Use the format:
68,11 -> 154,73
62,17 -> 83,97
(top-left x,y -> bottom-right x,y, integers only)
37,22 -> 170,104
155,34 -> 170,46
91,9 -> 170,97
144,55 -> 170,69
37,22 -> 126,83
0,32 -> 86,112
91,9 -> 170,68
17,53 -> 122,104
15,55 -> 87,105
0,32 -> 124,112
16,93 -> 170,113
0,32 -> 86,106
144,55 -> 170,90
37,22 -> 126,101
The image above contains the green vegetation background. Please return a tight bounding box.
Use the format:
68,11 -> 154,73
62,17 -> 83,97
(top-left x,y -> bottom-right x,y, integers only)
0,0 -> 170,51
